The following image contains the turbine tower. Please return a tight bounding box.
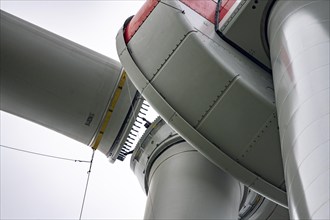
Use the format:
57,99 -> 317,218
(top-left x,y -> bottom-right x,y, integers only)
1,0 -> 329,219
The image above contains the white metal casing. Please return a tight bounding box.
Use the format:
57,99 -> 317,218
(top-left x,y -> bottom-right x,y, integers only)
218,0 -> 275,70
117,0 -> 286,206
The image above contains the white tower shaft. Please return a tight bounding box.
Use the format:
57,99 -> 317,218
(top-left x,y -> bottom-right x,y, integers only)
145,142 -> 242,219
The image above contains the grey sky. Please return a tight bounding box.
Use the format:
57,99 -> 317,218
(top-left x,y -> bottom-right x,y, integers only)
0,1 -> 149,219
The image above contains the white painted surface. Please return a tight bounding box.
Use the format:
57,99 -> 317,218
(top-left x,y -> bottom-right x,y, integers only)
268,0 -> 330,219
0,1 -> 147,219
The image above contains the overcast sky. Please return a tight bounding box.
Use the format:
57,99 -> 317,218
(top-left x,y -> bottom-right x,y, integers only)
0,1 -> 150,219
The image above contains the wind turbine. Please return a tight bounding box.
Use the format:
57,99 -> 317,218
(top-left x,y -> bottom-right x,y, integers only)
1,0 -> 329,219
